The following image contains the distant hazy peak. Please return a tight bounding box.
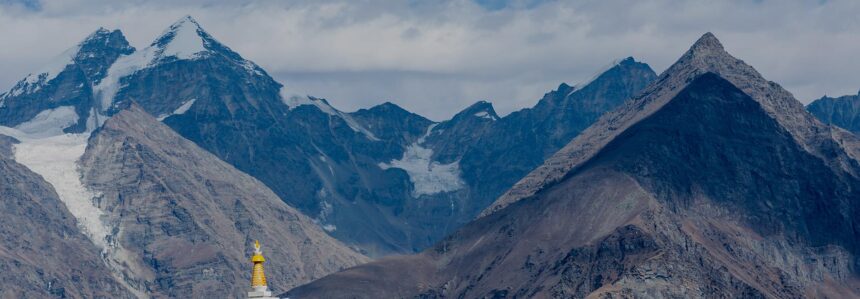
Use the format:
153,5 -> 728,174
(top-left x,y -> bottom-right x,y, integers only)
364,102 -> 411,114
572,56 -> 643,90
807,92 -> 860,134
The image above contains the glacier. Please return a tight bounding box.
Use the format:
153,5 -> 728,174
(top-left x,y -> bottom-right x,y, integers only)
379,124 -> 465,197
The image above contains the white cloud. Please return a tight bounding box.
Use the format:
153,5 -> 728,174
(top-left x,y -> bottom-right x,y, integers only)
2,0 -> 860,120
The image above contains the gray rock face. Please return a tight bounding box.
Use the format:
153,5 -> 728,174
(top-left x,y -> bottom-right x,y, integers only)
284,34 -> 860,298
808,92 -> 860,134
0,136 -> 134,298
78,106 -> 367,297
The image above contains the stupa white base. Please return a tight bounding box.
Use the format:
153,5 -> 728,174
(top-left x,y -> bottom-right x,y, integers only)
248,286 -> 279,298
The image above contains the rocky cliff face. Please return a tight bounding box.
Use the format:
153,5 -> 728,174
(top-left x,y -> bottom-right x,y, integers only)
284,33 -> 860,298
0,135 -> 134,298
808,92 -> 860,134
78,106 -> 367,297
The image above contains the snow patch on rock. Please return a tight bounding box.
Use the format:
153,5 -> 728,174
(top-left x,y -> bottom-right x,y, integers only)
0,122 -> 145,297
474,110 -> 498,120
93,46 -> 155,110
158,16 -> 208,60
0,127 -> 108,250
379,124 -> 465,197
157,98 -> 196,121
14,106 -> 79,137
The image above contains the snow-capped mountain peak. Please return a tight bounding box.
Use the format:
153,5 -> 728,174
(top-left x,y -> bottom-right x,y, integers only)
93,15 -> 262,112
150,15 -> 209,61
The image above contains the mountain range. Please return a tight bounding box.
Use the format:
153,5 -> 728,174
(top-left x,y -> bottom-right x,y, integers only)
285,33 -> 860,298
3,15 -> 859,298
0,16 -> 656,257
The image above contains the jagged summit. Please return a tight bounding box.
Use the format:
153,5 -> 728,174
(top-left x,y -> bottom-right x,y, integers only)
2,27 -> 129,96
0,26 -> 134,133
82,27 -> 113,41
358,101 -> 421,118
75,28 -> 134,83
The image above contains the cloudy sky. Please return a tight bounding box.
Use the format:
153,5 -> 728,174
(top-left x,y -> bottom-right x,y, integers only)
1,0 -> 859,120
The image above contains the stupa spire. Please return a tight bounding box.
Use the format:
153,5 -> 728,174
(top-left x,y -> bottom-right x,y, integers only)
248,240 -> 279,299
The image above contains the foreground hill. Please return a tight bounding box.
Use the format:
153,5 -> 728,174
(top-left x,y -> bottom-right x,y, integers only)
0,135 -> 134,298
79,105 -> 367,297
285,33 -> 860,298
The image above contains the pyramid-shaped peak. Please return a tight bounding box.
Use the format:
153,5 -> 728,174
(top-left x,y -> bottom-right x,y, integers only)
685,32 -> 728,58
149,15 -> 212,59
155,15 -> 208,42
656,31 -> 755,81
693,32 -> 723,48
